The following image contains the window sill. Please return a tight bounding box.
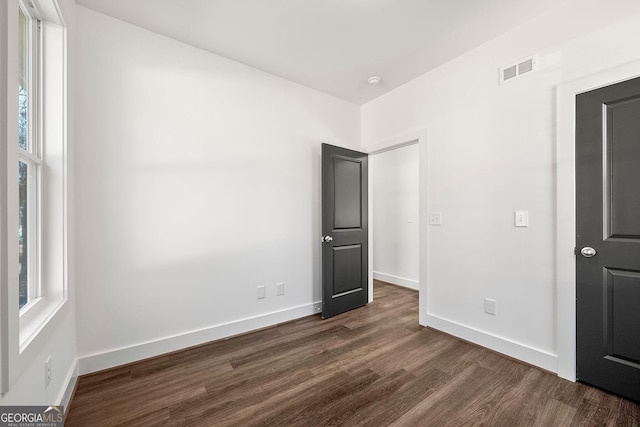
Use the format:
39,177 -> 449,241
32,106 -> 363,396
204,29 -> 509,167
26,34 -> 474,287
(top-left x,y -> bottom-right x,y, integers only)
19,295 -> 66,353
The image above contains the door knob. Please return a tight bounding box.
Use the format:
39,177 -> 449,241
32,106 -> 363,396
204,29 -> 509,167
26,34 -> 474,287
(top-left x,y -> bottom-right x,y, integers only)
580,247 -> 597,258
321,235 -> 333,243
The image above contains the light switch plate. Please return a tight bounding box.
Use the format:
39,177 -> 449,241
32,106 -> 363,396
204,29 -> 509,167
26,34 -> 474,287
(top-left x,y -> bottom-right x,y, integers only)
515,211 -> 528,227
485,298 -> 497,315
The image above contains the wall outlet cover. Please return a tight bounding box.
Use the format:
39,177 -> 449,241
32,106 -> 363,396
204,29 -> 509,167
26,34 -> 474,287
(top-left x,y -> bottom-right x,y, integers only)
428,212 -> 442,225
45,356 -> 52,388
484,298 -> 497,316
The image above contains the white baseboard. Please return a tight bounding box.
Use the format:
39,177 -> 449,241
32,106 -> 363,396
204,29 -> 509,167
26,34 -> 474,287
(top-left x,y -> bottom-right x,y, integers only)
58,358 -> 78,411
78,302 -> 320,375
426,313 -> 558,373
373,272 -> 419,290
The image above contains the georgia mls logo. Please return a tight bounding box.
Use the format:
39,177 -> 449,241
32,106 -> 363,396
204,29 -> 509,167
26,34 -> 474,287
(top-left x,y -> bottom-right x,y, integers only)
44,406 -> 63,416
0,405 -> 64,427
44,406 -> 64,421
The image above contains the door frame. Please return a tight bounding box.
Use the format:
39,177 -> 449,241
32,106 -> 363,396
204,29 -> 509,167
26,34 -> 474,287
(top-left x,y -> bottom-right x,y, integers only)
362,129 -> 428,325
556,60 -> 640,381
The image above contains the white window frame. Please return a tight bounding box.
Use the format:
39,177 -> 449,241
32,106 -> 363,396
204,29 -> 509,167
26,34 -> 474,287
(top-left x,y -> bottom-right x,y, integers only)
0,0 -> 68,394
0,0 -> 10,395
18,1 -> 44,316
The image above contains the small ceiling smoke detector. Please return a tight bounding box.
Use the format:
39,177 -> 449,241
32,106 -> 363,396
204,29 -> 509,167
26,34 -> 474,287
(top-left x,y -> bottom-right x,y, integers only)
367,76 -> 382,86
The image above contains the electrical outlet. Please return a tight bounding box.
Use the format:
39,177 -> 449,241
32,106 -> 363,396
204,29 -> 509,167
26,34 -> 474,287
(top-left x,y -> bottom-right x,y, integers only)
428,212 -> 442,225
45,356 -> 52,388
257,286 -> 266,299
276,282 -> 284,296
313,303 -> 321,313
484,298 -> 497,316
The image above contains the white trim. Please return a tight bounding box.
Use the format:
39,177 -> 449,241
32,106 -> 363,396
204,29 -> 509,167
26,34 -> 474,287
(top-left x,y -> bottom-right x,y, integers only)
78,302 -> 321,375
556,59 -> 640,382
373,272 -> 419,290
2,0 -> 20,394
367,138 -> 418,155
363,128 -> 428,324
57,358 -> 78,410
0,0 -> 10,396
427,313 -> 557,372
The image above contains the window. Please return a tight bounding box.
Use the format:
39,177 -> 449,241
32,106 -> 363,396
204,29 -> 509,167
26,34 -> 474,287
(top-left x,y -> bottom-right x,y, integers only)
16,0 -> 67,350
18,4 -> 42,311
1,0 -> 67,393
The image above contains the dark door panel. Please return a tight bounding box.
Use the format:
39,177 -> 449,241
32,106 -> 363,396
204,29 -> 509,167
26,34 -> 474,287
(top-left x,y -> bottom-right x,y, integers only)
576,76 -> 640,403
607,96 -> 640,238
605,269 -> 640,365
321,144 -> 368,319
333,157 -> 363,229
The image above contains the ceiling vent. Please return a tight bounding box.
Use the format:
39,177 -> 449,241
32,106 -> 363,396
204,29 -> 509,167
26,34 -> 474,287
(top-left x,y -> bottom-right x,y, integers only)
500,55 -> 537,84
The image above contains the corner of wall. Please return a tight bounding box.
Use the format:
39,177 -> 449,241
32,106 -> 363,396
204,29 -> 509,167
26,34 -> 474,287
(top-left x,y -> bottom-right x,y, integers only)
426,314 -> 558,373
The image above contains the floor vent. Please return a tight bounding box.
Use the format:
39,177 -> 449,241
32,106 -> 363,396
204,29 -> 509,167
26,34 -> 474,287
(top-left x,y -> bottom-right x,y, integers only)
500,55 -> 537,84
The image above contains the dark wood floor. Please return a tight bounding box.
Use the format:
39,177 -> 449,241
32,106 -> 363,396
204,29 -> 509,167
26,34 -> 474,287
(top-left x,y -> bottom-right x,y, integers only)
66,281 -> 640,426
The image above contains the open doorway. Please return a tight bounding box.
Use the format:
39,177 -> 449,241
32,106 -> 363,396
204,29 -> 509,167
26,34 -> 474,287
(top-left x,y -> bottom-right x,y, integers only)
364,129 -> 427,324
365,131 -> 426,315
370,144 -> 419,291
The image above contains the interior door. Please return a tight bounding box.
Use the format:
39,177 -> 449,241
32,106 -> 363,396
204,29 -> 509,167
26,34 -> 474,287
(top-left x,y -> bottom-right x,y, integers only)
321,143 -> 368,319
576,76 -> 640,403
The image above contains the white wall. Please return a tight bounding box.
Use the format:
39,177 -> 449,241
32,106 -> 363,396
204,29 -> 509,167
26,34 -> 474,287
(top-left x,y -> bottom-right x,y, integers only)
74,7 -> 360,373
2,0 -> 639,405
0,0 -> 77,406
371,145 -> 419,289
361,0 -> 640,372
0,315 -> 77,406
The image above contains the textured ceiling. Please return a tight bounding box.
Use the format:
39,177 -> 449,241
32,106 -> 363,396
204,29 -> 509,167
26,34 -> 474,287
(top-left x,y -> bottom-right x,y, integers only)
75,0 -> 567,105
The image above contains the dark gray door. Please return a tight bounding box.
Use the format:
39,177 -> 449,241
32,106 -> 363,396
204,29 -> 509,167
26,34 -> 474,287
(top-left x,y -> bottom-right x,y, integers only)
576,76 -> 640,403
321,143 -> 368,319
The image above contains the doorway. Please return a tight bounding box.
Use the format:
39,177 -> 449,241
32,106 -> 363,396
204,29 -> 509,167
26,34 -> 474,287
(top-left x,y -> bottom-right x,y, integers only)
370,143 -> 419,292
363,130 -> 427,324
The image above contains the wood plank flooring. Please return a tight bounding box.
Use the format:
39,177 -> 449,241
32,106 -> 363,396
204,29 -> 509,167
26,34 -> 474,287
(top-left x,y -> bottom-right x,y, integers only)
66,281 -> 640,426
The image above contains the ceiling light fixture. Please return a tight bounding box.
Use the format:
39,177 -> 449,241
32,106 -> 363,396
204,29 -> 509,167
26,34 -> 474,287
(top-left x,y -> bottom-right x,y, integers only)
367,76 -> 382,86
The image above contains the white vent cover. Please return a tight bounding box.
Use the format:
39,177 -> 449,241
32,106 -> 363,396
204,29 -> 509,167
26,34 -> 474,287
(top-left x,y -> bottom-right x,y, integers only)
500,55 -> 537,84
